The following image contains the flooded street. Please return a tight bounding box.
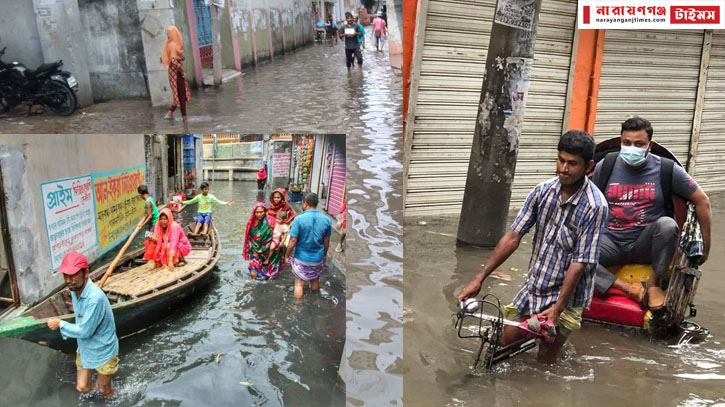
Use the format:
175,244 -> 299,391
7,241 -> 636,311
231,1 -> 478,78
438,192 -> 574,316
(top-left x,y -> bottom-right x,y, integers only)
0,43 -> 399,135
403,193 -> 725,406
1,180 -> 346,406
0,41 -> 404,405
342,47 -> 403,404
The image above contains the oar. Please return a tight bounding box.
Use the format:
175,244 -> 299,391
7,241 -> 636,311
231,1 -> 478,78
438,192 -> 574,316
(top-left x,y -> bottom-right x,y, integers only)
97,226 -> 142,289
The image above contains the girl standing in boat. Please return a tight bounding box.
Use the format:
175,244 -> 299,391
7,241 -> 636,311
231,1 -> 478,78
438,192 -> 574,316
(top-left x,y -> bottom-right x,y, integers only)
267,188 -> 295,228
244,203 -> 274,279
162,25 -> 191,123
154,208 -> 192,271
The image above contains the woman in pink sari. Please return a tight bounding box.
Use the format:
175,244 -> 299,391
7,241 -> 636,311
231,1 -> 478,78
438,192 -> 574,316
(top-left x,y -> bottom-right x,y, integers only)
154,208 -> 192,271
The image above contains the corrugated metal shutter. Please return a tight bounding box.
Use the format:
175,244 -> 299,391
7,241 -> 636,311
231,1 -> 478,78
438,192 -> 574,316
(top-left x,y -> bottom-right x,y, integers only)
406,0 -> 577,217
694,31 -> 725,193
327,140 -> 346,217
593,30 -> 704,162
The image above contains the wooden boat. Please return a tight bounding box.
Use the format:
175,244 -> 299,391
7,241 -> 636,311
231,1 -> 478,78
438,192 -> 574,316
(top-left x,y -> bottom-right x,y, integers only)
582,138 -> 707,343
0,223 -> 220,353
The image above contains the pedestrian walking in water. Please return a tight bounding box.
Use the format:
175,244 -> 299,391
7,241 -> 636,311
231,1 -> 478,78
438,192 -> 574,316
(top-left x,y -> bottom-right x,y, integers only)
257,166 -> 267,190
285,193 -> 332,298
354,15 -> 366,66
162,25 -> 191,123
372,13 -> 387,51
182,182 -> 234,235
339,12 -> 363,72
244,203 -> 274,279
46,252 -> 119,398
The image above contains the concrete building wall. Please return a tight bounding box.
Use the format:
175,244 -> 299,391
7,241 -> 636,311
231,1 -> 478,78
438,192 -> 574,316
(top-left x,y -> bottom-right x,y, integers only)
0,135 -> 145,304
0,1 -> 44,70
78,0 -> 149,102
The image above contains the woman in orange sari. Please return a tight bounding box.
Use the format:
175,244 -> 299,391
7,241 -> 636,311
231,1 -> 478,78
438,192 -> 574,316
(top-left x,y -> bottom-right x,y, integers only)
162,25 -> 191,123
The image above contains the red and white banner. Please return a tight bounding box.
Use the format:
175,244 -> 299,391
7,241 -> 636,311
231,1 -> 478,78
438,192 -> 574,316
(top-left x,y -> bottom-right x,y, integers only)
578,0 -> 725,29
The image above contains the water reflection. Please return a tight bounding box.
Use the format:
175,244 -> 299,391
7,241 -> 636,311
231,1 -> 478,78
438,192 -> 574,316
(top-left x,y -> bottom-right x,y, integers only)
1,180 -> 345,406
404,194 -> 725,406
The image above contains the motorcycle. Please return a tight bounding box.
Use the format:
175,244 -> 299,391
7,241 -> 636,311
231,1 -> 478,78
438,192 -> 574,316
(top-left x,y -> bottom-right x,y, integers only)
0,42 -> 79,116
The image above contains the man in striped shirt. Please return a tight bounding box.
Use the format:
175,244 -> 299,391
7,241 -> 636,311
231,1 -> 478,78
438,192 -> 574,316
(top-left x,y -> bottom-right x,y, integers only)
458,130 -> 608,363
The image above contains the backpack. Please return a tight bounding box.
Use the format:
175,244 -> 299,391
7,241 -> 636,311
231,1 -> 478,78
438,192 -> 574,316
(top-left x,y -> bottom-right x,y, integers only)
592,152 -> 676,218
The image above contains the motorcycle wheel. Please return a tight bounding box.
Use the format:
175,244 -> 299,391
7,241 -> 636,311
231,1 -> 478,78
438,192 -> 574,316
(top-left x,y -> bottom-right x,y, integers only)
0,84 -> 19,114
43,80 -> 77,116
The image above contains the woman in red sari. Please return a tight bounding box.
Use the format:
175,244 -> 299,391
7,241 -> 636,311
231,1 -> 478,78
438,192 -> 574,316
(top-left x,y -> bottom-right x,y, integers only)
154,208 -> 192,271
162,25 -> 191,123
266,187 -> 295,228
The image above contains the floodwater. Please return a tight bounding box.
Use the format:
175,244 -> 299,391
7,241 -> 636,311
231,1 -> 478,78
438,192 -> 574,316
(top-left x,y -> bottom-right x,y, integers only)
403,193 -> 725,407
342,45 -> 404,405
0,42 -> 400,135
0,41 -> 404,404
1,180 -> 346,406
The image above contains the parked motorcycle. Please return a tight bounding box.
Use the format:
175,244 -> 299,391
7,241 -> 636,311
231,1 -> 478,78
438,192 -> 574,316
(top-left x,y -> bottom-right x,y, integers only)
0,43 -> 79,116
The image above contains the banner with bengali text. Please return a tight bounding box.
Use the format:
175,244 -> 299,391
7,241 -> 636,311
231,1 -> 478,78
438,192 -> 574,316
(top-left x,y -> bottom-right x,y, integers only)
92,166 -> 146,255
41,175 -> 98,272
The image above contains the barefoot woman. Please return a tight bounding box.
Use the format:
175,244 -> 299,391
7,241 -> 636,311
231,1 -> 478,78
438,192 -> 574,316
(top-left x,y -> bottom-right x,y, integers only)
162,25 -> 191,123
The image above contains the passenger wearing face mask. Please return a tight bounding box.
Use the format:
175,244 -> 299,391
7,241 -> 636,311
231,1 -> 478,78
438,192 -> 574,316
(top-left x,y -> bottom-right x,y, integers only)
591,117 -> 711,310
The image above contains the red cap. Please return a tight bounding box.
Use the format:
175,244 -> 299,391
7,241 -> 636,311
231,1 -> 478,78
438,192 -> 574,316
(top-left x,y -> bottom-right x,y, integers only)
56,252 -> 89,275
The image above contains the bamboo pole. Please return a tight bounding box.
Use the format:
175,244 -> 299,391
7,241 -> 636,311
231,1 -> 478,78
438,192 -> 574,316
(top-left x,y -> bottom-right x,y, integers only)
97,226 -> 142,289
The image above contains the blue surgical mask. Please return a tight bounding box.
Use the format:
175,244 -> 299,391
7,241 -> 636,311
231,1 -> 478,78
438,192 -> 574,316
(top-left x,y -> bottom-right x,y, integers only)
620,145 -> 648,166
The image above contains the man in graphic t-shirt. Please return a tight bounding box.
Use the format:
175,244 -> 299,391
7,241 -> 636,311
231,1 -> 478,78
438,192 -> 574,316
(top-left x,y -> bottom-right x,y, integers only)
592,117 -> 711,310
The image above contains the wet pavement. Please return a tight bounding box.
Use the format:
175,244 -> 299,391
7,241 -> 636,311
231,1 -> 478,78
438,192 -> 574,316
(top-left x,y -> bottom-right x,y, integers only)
0,40 -> 404,405
1,180 -> 346,406
403,193 -> 725,407
0,42 -> 397,135
342,46 -> 403,405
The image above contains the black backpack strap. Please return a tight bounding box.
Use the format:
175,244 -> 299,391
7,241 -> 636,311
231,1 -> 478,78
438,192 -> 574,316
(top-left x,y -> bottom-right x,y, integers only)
660,157 -> 675,218
593,152 -> 619,194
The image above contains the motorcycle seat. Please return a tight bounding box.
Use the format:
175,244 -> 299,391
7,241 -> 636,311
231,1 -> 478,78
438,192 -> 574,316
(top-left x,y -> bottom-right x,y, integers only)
27,62 -> 62,79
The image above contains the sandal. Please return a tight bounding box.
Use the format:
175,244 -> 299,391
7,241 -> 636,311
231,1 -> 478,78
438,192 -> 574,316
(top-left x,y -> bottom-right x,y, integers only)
627,281 -> 647,308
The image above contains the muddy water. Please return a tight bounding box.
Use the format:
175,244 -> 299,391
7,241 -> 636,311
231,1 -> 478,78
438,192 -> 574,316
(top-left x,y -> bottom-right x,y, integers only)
342,47 -> 404,405
404,193 -> 725,406
0,43 -> 398,136
1,180 -> 346,406
0,42 -> 404,404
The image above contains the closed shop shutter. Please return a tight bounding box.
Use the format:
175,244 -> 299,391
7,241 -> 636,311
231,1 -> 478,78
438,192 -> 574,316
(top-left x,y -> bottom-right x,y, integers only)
327,140 -> 346,217
593,30 -> 704,162
405,0 -> 577,216
694,31 -> 725,193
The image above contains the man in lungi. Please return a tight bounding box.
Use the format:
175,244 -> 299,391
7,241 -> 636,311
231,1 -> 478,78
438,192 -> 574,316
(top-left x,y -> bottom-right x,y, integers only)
285,192 -> 332,298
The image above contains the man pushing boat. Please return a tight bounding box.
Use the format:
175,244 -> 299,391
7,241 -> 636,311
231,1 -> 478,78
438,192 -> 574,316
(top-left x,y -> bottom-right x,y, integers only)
46,252 -> 119,398
457,131 -> 608,363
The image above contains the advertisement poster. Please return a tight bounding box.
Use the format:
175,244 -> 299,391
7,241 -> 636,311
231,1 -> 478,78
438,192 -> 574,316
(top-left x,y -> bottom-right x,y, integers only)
92,166 -> 146,255
40,175 -> 97,272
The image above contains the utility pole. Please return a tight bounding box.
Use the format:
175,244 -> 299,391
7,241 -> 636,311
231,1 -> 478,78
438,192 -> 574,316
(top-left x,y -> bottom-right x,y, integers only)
456,0 -> 542,246
209,1 -> 223,88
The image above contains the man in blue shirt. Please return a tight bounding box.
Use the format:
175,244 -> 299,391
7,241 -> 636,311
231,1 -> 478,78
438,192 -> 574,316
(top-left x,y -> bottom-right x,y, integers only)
47,252 -> 119,398
353,15 -> 366,69
286,192 -> 332,298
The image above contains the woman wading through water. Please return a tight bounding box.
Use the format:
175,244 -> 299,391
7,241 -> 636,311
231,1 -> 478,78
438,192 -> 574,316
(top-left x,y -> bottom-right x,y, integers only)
162,25 -> 191,123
